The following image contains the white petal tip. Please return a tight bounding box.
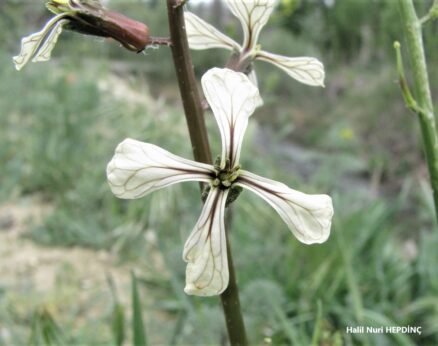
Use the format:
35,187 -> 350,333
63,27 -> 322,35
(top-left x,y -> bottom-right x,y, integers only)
106,138 -> 213,200
12,57 -> 22,71
237,171 -> 333,245
184,11 -> 240,51
201,68 -> 262,166
183,188 -> 229,298
315,78 -> 326,88
257,52 -> 326,88
225,0 -> 277,51
300,194 -> 333,245
184,284 -> 225,297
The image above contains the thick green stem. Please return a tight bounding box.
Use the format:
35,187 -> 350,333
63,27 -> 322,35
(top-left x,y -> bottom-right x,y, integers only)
166,1 -> 248,344
398,0 -> 438,223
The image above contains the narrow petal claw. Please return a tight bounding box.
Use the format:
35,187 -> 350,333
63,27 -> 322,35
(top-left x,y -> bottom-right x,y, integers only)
183,188 -> 229,296
107,138 -> 214,199
185,11 -> 241,51
225,0 -> 277,51
236,170 -> 333,244
257,50 -> 325,87
13,15 -> 68,71
201,68 -> 262,169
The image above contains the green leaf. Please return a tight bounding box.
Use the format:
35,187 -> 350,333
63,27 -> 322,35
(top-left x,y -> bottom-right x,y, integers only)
132,271 -> 148,346
311,300 -> 323,346
29,307 -> 63,346
107,275 -> 125,346
112,303 -> 125,346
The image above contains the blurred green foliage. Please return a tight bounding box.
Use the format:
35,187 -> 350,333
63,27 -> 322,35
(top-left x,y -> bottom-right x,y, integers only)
0,0 -> 438,345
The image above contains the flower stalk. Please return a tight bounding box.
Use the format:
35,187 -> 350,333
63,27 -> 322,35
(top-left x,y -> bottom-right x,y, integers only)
419,0 -> 438,25
166,0 -> 211,165
166,1 -> 248,344
397,0 -> 438,224
221,210 -> 248,346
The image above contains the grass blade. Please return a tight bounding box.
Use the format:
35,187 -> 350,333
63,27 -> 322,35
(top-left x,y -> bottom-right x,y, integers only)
132,271 -> 148,346
311,300 -> 323,346
28,307 -> 63,346
112,303 -> 125,346
107,275 -> 126,346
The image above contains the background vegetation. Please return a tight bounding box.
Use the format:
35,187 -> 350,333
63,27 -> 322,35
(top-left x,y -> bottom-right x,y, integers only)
0,0 -> 437,344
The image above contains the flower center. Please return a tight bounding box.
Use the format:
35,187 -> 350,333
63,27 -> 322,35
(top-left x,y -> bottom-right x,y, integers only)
210,157 -> 240,190
200,157 -> 243,207
214,169 -> 238,189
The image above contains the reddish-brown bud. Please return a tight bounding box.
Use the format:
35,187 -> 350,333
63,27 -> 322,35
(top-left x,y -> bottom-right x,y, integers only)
49,0 -> 150,52
70,9 -> 150,52
100,11 -> 150,51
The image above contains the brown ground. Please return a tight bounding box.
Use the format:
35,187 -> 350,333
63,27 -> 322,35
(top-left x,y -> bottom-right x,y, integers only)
0,196 -> 130,294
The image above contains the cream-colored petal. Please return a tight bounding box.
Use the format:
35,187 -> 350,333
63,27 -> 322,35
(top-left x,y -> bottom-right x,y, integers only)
201,68 -> 262,169
247,69 -> 264,107
257,50 -> 325,87
183,188 -> 229,296
247,68 -> 258,86
107,138 -> 214,199
225,0 -> 277,51
13,15 -> 68,71
236,170 -> 333,244
185,11 -> 241,51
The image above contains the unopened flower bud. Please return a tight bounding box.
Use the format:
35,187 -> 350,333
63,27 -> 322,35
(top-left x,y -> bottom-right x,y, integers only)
48,0 -> 150,51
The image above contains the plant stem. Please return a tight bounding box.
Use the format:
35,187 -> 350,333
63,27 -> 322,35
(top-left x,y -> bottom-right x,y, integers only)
166,0 -> 211,165
419,0 -> 438,25
221,209 -> 248,346
398,0 -> 438,224
166,1 -> 248,344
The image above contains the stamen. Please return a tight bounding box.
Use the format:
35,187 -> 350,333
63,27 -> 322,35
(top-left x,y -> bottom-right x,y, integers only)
222,180 -> 231,188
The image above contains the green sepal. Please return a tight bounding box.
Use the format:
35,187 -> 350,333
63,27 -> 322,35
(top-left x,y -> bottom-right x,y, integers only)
225,185 -> 243,207
46,0 -> 73,15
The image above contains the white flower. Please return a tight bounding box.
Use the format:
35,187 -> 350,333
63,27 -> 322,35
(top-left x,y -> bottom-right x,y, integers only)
13,0 -> 150,71
13,14 -> 69,71
107,68 -> 333,297
185,0 -> 325,87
